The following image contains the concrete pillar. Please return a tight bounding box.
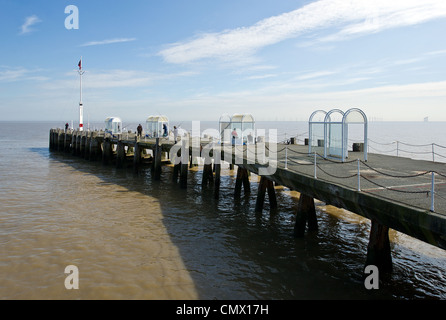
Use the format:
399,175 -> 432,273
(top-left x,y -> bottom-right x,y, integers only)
294,193 -> 318,238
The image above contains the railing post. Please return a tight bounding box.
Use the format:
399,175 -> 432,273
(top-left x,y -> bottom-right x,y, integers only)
431,171 -> 435,212
285,145 -> 288,170
314,152 -> 317,179
432,143 -> 435,162
357,159 -> 361,191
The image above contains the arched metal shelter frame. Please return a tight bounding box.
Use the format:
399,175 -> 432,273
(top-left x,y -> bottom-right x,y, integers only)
308,110 -> 327,154
323,109 -> 345,159
342,108 -> 368,162
219,113 -> 255,145
105,117 -> 122,134
219,113 -> 232,144
146,115 -> 169,138
308,108 -> 368,162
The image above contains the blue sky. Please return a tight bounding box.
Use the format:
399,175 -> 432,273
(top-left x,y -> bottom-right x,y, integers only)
1,0 -> 446,124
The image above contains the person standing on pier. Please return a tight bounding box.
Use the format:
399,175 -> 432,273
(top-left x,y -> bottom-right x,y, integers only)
232,128 -> 238,145
65,123 -> 69,132
137,124 -> 143,139
173,126 -> 178,144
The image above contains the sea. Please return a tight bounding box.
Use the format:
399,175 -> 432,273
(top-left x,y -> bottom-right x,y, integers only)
1,120 -> 446,300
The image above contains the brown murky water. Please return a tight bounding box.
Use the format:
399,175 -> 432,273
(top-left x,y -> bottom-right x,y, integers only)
1,122 -> 446,300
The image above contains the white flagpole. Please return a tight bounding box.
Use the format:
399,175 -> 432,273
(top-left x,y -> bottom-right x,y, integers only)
78,56 -> 84,131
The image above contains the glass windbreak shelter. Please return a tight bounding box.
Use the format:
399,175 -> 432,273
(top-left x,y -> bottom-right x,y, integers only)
324,109 -> 345,159
105,117 -> 122,134
219,113 -> 255,145
219,113 -> 231,144
342,108 -> 368,161
308,110 -> 327,154
146,115 -> 169,138
308,108 -> 368,162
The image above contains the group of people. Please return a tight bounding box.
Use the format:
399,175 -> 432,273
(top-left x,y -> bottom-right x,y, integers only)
136,123 -> 179,143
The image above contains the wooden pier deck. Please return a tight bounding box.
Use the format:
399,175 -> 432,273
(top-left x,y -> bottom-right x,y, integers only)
49,128 -> 446,274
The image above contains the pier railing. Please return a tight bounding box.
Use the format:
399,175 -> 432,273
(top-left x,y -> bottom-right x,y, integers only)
277,130 -> 446,163
367,139 -> 446,163
258,142 -> 446,214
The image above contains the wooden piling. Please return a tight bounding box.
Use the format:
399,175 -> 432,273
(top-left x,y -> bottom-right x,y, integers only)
76,134 -> 81,156
64,131 -> 71,152
71,133 -> 77,155
80,134 -> 86,157
89,132 -> 99,161
173,163 -> 180,182
365,219 -> 392,274
214,163 -> 221,199
180,139 -> 188,188
57,131 -> 64,152
154,138 -> 162,180
202,163 -> 214,187
116,141 -> 125,169
234,166 -> 250,197
102,138 -> 112,165
255,176 -> 277,213
294,193 -> 318,238
133,142 -> 142,171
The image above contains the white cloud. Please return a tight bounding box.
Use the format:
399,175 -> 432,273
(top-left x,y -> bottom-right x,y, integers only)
80,38 -> 137,47
158,0 -> 446,64
0,67 -> 48,82
20,15 -> 41,35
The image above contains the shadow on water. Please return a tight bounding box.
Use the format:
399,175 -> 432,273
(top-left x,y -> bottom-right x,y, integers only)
40,148 -> 446,300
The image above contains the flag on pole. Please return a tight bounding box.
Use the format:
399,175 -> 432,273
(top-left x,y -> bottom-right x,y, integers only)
78,59 -> 82,70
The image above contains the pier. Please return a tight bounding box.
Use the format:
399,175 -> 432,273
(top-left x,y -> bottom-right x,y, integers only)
49,128 -> 446,275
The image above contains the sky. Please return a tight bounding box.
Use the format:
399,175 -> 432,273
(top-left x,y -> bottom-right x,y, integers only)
1,0 -> 446,124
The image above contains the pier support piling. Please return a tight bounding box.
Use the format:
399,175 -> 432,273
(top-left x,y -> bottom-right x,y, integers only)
153,138 -> 162,180
102,138 -> 113,165
234,166 -> 250,197
89,133 -> 100,161
180,140 -> 188,189
294,193 -> 318,238
116,141 -> 125,169
133,142 -> 142,171
365,219 -> 392,274
202,163 -> 214,187
214,163 -> 221,198
255,176 -> 277,213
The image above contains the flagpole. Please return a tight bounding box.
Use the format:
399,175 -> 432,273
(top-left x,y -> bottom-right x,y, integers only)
78,56 -> 85,131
